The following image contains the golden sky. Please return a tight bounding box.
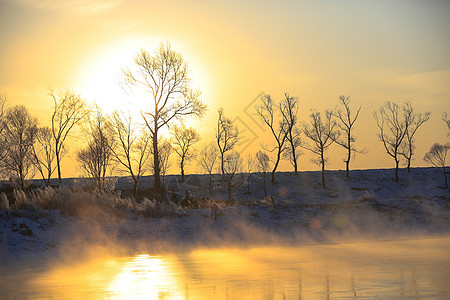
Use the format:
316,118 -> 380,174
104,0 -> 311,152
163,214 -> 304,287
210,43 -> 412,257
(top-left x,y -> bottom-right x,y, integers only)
1,0 -> 449,178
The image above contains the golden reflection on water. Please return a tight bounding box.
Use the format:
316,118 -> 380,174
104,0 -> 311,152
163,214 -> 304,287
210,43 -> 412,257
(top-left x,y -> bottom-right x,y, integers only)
5,237 -> 450,299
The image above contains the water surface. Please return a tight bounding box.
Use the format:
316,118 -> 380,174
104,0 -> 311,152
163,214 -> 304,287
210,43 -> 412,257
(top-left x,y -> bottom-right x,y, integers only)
1,237 -> 449,299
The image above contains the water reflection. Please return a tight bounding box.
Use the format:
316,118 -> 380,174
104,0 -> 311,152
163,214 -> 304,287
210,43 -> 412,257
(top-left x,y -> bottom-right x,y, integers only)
1,237 -> 449,299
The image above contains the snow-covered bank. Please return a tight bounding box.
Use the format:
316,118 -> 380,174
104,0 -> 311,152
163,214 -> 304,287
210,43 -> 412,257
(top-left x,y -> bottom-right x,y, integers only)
1,168 -> 449,260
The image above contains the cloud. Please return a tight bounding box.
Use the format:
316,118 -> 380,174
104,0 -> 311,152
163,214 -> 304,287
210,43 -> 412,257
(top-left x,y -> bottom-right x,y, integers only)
13,0 -> 121,15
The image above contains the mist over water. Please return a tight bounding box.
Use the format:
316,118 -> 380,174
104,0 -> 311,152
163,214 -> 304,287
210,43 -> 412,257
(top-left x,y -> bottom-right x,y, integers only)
1,236 -> 449,299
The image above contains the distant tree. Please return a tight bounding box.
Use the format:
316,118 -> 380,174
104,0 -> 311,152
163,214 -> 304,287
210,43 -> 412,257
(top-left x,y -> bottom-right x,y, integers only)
0,93 -> 8,164
256,94 -> 289,183
223,151 -> 243,204
77,107 -> 114,193
171,124 -> 200,182
244,153 -> 256,194
1,105 -> 38,190
373,101 -> 409,182
108,111 -> 151,198
256,150 -> 270,197
443,112 -> 450,136
302,110 -> 338,189
154,139 -> 172,184
32,127 -> 56,186
198,143 -> 218,195
216,108 -> 239,179
423,143 -> 449,189
279,92 -> 301,175
50,89 -> 88,183
331,95 -> 363,177
400,102 -> 431,172
123,42 -> 207,190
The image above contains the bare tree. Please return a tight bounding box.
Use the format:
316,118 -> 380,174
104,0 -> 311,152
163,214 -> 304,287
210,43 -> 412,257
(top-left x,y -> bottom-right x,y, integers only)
77,107 -> 114,193
256,150 -> 270,197
123,42 -> 207,190
32,127 -> 56,186
50,89 -> 88,183
256,94 -> 289,183
374,101 -> 409,182
443,112 -> 450,136
0,93 -> 8,164
216,108 -> 239,179
302,110 -> 338,189
198,143 -> 218,195
223,151 -> 243,204
108,111 -> 151,198
244,153 -> 256,194
331,95 -> 363,177
280,92 -> 301,175
424,143 -> 449,189
1,105 -> 38,190
153,138 -> 172,184
171,124 -> 200,182
400,102 -> 431,172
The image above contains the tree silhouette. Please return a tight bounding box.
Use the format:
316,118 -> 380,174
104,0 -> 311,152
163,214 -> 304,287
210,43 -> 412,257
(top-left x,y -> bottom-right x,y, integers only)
108,111 -> 151,198
50,89 -> 88,183
400,102 -> 430,172
256,94 -> 289,183
171,124 -> 200,182
424,143 -> 449,189
256,150 -> 270,197
32,127 -> 56,186
123,42 -> 207,191
331,96 -> 363,177
77,107 -> 114,193
198,143 -> 218,195
302,110 -> 338,189
1,105 -> 38,190
280,93 -> 301,175
216,108 -> 239,179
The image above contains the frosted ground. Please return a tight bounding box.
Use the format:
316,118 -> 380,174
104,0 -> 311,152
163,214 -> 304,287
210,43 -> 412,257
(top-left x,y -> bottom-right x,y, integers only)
0,167 -> 449,259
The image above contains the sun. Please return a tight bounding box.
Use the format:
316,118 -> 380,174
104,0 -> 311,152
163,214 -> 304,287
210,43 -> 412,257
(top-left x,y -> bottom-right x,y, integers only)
75,38 -> 160,117
75,38 -> 209,123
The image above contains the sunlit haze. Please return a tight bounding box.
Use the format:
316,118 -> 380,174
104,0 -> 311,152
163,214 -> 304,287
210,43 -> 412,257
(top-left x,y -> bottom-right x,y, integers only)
1,0 -> 449,178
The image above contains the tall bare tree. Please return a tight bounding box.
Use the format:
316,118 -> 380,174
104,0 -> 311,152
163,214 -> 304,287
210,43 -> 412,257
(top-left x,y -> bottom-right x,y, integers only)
223,151 -> 243,204
302,110 -> 338,189
1,105 -> 38,190
279,92 -> 301,175
374,101 -> 408,182
108,111 -> 151,198
256,150 -> 270,197
171,124 -> 200,182
0,93 -> 8,164
32,127 -> 56,186
400,102 -> 431,172
331,95 -> 363,177
256,94 -> 289,183
198,143 -> 218,195
50,89 -> 88,183
77,108 -> 114,193
216,108 -> 239,179
123,42 -> 207,190
424,143 -> 449,189
443,112 -> 450,136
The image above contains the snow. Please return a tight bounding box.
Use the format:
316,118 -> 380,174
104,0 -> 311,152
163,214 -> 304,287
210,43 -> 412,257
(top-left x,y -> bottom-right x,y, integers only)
0,167 -> 449,261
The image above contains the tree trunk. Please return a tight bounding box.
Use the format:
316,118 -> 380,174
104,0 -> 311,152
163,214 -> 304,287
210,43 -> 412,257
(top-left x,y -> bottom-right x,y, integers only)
272,150 -> 281,183
153,124 -> 161,190
395,158 -> 399,182
407,158 -> 411,173
180,158 -> 185,182
321,159 -> 326,189
221,152 -> 225,180
56,149 -> 62,184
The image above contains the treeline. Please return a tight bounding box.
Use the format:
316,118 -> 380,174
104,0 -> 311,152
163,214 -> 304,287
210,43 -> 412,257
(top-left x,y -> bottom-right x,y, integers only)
0,42 -> 448,200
